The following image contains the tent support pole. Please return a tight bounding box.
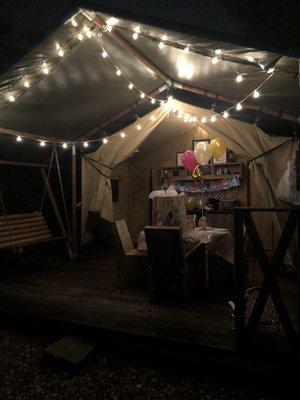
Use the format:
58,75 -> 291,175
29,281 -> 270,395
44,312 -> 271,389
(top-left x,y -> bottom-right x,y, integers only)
246,161 -> 251,206
71,144 -> 78,258
41,168 -> 73,259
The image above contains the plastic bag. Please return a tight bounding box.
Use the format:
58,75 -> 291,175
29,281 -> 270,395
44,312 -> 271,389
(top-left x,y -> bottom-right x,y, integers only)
276,157 -> 300,206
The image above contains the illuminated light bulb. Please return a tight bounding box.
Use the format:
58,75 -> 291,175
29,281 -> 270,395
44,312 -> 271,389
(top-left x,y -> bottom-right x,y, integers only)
162,34 -> 167,41
85,30 -> 92,38
71,18 -> 78,27
183,45 -> 189,53
106,24 -> 113,32
215,49 -> 222,55
42,62 -> 49,75
23,80 -> 30,88
58,49 -> 64,57
159,41 -> 165,49
236,103 -> 242,111
140,92 -> 145,99
201,117 -> 207,123
62,142 -> 68,149
101,50 -> 108,58
134,26 -> 141,33
177,112 -> 183,119
210,115 -> 216,122
83,142 -> 89,148
116,69 -> 122,76
56,42 -> 61,50
267,67 -> 274,74
212,56 -> 219,64
247,55 -> 255,62
132,32 -> 139,40
136,124 -> 142,130
253,90 -> 260,98
151,115 -> 156,122
78,33 -> 84,41
236,74 -> 243,83
128,83 -> 134,89
151,98 -> 155,104
183,114 -> 190,123
103,138 -> 108,144
40,140 -> 46,147
120,132 -> 126,138
107,17 -> 119,26
8,95 -> 15,102
167,95 -> 174,101
16,136 -> 22,142
223,111 -> 229,119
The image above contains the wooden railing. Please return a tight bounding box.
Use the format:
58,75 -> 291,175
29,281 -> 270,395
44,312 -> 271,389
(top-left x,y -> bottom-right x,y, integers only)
234,207 -> 300,349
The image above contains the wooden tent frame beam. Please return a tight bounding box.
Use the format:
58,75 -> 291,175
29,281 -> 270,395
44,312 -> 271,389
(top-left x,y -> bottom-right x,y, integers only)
0,126 -> 70,144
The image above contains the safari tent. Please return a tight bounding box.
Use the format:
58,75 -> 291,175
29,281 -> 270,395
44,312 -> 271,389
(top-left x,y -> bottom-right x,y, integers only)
0,6 -> 299,355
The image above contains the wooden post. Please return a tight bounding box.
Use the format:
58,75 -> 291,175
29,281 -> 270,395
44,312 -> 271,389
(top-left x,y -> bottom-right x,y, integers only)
234,209 -> 245,350
40,168 -> 73,259
246,161 -> 251,206
71,144 -> 78,258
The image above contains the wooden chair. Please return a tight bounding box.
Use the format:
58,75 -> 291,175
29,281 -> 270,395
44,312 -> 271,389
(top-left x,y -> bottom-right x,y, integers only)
144,226 -> 199,306
113,219 -> 149,290
0,211 -> 71,251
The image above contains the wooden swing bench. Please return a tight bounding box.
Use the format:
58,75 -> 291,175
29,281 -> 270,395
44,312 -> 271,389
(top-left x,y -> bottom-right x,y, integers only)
0,211 -> 70,251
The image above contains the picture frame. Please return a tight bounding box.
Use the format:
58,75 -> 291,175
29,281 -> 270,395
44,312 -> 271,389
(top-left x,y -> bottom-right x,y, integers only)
176,152 -> 185,166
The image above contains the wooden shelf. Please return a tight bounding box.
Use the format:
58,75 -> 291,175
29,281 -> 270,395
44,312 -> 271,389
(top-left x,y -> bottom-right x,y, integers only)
170,174 -> 241,181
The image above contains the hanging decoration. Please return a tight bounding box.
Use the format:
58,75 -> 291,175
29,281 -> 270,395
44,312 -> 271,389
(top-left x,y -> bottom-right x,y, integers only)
194,141 -> 212,165
210,138 -> 227,160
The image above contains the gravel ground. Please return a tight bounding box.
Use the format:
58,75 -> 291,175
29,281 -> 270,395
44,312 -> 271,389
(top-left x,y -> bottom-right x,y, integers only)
0,328 -> 280,400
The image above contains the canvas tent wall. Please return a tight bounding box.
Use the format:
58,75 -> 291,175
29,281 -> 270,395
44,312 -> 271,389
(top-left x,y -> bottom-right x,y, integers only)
81,99 -> 296,243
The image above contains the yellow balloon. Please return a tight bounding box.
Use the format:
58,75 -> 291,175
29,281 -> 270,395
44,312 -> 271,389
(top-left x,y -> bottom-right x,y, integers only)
185,196 -> 198,212
210,138 -> 226,160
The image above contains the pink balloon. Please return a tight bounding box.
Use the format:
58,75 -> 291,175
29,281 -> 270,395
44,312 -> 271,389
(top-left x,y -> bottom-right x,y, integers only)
182,150 -> 198,173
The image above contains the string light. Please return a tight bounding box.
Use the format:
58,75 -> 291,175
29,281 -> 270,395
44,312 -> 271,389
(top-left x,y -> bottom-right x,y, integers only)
116,69 -> 122,76
120,132 -> 126,138
77,33 -> 84,41
58,48 -> 64,57
140,92 -> 145,99
16,136 -> 22,142
128,83 -> 134,89
133,32 -> 139,40
85,30 -> 92,38
23,79 -> 30,88
201,117 -> 207,123
267,67 -> 274,74
253,90 -> 260,98
247,56 -> 255,62
215,49 -> 222,55
42,62 -> 49,75
40,140 -> 46,147
151,115 -> 156,122
161,34 -> 167,41
211,56 -> 219,64
210,115 -> 216,122
103,138 -> 108,144
236,103 -> 242,111
8,95 -> 15,102
71,18 -> 78,27
183,45 -> 189,53
83,141 -> 89,147
137,124 -> 142,130
151,98 -> 156,104
223,111 -> 229,118
101,50 -> 108,58
159,41 -> 165,49
236,74 -> 243,83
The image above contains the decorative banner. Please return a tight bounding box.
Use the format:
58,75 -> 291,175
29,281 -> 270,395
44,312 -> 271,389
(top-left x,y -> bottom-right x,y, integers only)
194,141 -> 212,165
210,138 -> 226,160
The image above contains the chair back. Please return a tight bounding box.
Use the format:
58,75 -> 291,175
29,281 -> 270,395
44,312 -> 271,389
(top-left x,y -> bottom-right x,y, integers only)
113,219 -> 134,256
144,226 -> 186,304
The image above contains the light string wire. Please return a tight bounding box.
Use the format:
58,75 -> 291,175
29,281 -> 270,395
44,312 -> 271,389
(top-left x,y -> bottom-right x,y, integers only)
0,11 -> 294,149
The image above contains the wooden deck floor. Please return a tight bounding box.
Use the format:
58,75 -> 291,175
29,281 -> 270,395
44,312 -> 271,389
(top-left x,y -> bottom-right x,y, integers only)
0,257 -> 297,353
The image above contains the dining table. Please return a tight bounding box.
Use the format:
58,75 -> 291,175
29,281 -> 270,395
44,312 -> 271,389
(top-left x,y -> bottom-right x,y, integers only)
137,226 -> 234,288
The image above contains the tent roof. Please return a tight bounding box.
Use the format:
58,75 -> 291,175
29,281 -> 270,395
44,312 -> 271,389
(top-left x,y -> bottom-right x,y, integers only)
0,6 -> 299,147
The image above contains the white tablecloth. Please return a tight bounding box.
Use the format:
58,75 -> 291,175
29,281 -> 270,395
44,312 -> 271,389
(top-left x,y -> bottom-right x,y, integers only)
138,227 -> 233,264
